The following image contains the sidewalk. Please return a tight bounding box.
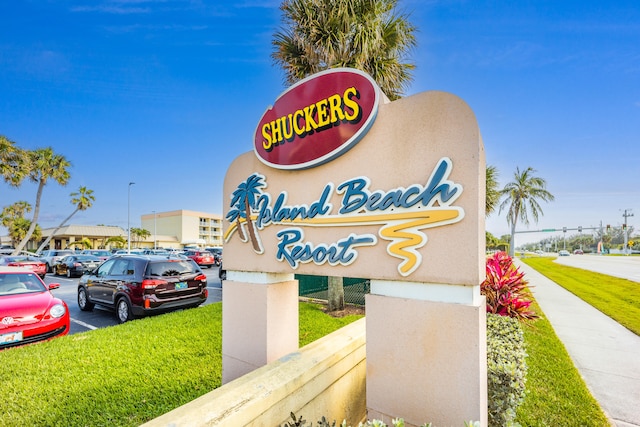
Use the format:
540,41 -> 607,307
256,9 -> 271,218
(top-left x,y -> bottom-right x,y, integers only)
515,259 -> 640,427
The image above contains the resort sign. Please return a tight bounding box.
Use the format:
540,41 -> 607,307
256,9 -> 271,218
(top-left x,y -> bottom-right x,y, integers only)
224,68 -> 485,285
222,68 -> 487,425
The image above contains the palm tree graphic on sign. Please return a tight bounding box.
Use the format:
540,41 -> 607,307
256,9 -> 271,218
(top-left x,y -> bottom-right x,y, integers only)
227,173 -> 265,253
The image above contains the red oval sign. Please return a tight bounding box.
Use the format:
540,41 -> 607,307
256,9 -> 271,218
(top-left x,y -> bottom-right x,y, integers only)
254,68 -> 380,170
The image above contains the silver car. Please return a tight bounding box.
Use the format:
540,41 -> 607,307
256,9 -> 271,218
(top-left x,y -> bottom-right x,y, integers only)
38,249 -> 76,273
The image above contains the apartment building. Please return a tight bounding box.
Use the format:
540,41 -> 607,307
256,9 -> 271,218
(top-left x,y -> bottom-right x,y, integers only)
141,210 -> 223,248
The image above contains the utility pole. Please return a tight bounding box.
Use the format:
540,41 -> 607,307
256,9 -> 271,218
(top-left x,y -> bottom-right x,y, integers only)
127,182 -> 135,253
623,209 -> 634,255
599,220 -> 603,254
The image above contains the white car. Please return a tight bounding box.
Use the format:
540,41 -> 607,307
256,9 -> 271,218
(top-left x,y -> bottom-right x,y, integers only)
38,249 -> 76,272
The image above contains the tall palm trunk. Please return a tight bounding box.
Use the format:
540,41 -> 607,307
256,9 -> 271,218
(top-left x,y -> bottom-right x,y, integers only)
328,276 -> 345,311
508,205 -> 520,257
36,207 -> 79,253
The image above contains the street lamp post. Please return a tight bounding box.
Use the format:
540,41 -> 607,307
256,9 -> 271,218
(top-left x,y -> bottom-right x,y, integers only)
153,210 -> 157,249
127,182 -> 135,253
623,209 -> 634,255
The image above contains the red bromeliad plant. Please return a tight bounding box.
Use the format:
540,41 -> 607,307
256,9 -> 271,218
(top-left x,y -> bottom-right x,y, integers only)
481,252 -> 538,320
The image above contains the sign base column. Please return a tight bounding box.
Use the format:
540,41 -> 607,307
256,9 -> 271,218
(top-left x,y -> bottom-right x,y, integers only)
222,271 -> 298,384
366,281 -> 487,427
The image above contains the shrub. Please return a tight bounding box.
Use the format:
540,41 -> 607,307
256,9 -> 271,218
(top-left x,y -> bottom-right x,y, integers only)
280,413 -> 479,427
487,313 -> 528,427
482,252 -> 538,320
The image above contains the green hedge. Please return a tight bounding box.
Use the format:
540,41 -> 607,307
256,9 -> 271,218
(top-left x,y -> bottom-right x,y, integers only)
487,313 -> 528,427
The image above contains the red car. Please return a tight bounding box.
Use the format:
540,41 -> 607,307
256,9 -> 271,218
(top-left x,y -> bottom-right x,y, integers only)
184,250 -> 216,268
0,255 -> 47,279
0,267 -> 70,349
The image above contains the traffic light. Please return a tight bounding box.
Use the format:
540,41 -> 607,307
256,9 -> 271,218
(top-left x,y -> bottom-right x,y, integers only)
578,226 -> 582,232
563,227 -> 567,233
606,224 -> 611,232
622,223 -> 627,230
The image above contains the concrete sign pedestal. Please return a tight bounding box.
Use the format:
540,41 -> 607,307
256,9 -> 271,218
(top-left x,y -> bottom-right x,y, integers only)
366,282 -> 487,426
222,69 -> 487,425
222,272 -> 298,384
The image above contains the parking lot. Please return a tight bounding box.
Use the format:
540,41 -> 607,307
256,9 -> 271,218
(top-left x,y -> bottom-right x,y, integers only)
43,267 -> 223,334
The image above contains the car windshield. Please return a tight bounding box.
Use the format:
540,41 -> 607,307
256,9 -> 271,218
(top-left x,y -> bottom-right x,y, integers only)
0,273 -> 46,295
145,260 -> 199,277
89,251 -> 111,256
75,255 -> 100,261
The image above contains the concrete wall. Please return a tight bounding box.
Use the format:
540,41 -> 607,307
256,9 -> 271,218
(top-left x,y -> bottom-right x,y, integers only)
141,317 -> 367,427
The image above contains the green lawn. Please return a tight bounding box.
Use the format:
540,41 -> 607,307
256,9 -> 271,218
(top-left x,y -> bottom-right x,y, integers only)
515,300 -> 610,426
1,260 -> 628,427
521,257 -> 640,335
0,302 -> 363,427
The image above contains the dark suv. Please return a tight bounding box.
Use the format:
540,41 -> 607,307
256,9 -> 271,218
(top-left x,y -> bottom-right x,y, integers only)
77,254 -> 208,323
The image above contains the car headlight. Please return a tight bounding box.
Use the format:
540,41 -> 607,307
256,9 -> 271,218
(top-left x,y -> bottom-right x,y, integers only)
50,303 -> 66,318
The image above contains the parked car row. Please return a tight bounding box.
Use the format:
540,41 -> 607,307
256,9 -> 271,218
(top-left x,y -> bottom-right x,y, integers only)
1,246 -> 223,277
1,249 -> 217,350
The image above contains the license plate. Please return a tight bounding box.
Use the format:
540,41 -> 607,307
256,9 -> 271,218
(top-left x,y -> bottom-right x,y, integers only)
0,331 -> 23,345
175,282 -> 187,290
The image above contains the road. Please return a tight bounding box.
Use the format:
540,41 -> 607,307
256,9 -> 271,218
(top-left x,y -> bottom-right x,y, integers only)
44,267 -> 223,335
553,254 -> 640,283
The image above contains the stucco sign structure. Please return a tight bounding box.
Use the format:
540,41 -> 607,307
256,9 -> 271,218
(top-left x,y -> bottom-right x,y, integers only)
222,68 -> 487,426
223,67 -> 484,285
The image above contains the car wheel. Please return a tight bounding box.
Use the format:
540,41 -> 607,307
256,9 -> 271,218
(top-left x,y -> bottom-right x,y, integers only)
78,287 -> 94,311
116,297 -> 133,324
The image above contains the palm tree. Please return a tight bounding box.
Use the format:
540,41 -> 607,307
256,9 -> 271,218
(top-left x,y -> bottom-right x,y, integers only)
105,235 -> 126,249
8,218 -> 42,249
485,165 -> 500,216
272,0 -> 417,310
131,228 -> 151,248
68,237 -> 92,250
1,202 -> 32,248
0,135 -> 27,188
1,201 -> 31,229
272,0 -> 416,100
499,167 -> 555,256
228,174 -> 266,253
36,186 -> 96,253
12,147 -> 71,254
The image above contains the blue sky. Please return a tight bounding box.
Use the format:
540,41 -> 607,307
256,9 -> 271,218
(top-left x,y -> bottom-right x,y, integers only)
1,0 -> 639,247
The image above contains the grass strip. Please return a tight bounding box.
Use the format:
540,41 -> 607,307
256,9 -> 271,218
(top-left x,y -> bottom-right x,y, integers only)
521,257 -> 640,335
0,302 -> 363,427
515,299 -> 611,426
